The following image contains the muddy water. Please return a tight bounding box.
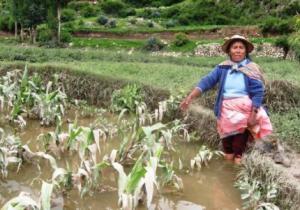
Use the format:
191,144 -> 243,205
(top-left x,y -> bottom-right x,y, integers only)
0,111 -> 242,210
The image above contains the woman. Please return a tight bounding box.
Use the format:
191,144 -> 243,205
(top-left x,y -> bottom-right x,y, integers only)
180,35 -> 272,164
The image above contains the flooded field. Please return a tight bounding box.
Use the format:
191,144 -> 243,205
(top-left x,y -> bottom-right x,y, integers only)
0,108 -> 242,210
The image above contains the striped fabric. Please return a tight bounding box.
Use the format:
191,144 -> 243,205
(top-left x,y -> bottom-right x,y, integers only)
217,96 -> 272,139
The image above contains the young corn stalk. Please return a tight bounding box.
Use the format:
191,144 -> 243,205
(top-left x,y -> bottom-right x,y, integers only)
31,81 -> 66,126
190,145 -> 224,170
38,119 -> 104,164
113,144 -> 162,210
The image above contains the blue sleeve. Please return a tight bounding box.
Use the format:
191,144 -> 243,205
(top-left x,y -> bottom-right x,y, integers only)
248,78 -> 264,108
197,66 -> 221,92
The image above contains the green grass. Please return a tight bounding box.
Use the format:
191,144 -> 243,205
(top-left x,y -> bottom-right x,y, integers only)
71,37 -> 144,49
0,42 -> 299,92
271,108 -> 300,152
1,57 -> 299,93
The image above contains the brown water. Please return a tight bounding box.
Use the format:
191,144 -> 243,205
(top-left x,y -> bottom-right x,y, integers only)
0,111 -> 242,210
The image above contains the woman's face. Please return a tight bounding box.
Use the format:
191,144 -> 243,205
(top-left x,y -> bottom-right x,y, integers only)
229,41 -> 246,62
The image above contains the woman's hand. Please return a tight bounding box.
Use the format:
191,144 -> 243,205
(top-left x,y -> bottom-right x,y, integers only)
180,96 -> 192,111
248,108 -> 259,127
180,88 -> 201,112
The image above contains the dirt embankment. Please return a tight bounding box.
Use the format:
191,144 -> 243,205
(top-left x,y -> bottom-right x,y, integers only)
73,26 -> 261,40
0,31 -> 13,37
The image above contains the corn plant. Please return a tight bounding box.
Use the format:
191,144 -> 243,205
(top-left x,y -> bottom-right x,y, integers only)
51,159 -> 109,197
159,161 -> 183,191
0,130 -> 22,178
31,81 -> 66,126
190,145 -> 224,170
112,145 -> 162,210
0,70 -> 20,110
38,120 -> 103,164
1,181 -> 54,210
111,83 -> 144,113
0,67 -> 67,127
10,67 -> 40,124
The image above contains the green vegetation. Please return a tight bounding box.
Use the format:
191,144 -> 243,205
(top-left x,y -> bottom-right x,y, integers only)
271,108 -> 300,152
0,42 -> 299,91
111,83 -> 144,112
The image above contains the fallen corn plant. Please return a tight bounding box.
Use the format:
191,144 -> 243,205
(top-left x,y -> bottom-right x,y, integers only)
0,129 -> 22,178
1,181 -> 54,210
190,145 -> 223,170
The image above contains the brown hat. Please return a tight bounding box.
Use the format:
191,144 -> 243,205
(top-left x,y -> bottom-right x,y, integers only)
222,35 -> 254,54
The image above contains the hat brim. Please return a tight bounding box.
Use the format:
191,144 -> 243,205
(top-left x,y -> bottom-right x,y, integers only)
222,38 -> 254,54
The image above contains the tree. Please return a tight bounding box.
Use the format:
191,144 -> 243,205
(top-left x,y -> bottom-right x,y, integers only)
19,0 -> 47,43
7,0 -> 46,42
46,0 -> 71,44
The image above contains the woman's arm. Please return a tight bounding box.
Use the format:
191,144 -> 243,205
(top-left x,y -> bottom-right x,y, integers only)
180,66 -> 221,111
180,87 -> 201,111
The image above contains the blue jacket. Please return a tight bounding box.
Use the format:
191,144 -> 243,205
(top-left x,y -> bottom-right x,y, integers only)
197,60 -> 264,118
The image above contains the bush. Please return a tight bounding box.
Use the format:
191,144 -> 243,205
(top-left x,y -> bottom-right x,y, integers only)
106,19 -> 117,28
129,18 -> 137,25
147,21 -> 154,28
0,15 -> 14,32
161,6 -> 180,18
78,19 -> 84,26
151,11 -> 161,18
173,33 -> 189,47
63,22 -> 75,33
144,37 -> 165,51
140,8 -> 153,18
178,15 -> 190,25
81,4 -> 98,17
97,15 -> 109,25
37,24 -> 52,43
288,32 -> 300,61
68,1 -> 90,11
60,30 -> 72,43
165,19 -> 176,28
119,8 -> 136,17
275,36 -> 290,59
260,17 -> 295,35
13,54 -> 27,61
111,83 -> 144,112
61,8 -> 76,22
101,0 -> 125,15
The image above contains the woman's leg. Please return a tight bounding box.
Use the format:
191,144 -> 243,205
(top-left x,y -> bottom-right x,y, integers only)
222,136 -> 234,161
232,130 -> 250,164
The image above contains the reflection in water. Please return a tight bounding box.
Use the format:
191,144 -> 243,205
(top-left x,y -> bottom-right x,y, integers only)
0,111 -> 242,210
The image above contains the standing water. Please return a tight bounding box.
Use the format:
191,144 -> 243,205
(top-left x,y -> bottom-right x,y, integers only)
0,109 -> 242,210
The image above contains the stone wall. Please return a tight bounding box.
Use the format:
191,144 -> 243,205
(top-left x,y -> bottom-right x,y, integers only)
194,43 -> 296,59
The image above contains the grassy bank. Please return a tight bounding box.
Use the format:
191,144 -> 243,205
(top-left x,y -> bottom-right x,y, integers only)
0,42 -> 299,90
271,108 -> 300,151
1,57 -> 300,92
